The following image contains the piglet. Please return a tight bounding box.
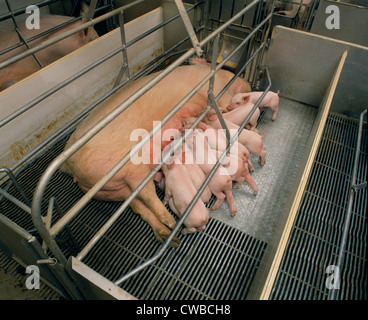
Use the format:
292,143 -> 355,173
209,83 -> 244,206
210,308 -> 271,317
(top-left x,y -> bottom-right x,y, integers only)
182,147 -> 212,204
214,150 -> 258,195
186,130 -> 237,216
223,102 -> 260,131
203,112 -> 266,166
228,89 -> 280,121
182,117 -> 255,172
161,153 -> 209,235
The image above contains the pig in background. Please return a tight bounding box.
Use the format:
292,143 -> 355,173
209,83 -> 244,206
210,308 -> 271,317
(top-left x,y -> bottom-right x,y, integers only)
0,5 -> 98,91
228,90 -> 280,121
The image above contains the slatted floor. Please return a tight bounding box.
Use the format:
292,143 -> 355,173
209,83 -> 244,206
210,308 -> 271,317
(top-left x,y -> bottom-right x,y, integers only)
0,133 -> 267,300
1,111 -> 366,300
270,113 -> 367,300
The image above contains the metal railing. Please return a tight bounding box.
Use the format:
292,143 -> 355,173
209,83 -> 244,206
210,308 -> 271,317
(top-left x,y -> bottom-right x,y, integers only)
2,0 -> 275,291
328,109 -> 367,300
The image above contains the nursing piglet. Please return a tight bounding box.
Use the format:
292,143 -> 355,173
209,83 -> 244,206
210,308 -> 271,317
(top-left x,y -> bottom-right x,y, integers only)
228,90 -> 280,121
161,155 -> 209,235
203,112 -> 266,166
223,102 -> 260,131
182,117 -> 255,172
162,141 -> 212,204
182,148 -> 212,204
187,130 -> 237,216
215,150 -> 258,195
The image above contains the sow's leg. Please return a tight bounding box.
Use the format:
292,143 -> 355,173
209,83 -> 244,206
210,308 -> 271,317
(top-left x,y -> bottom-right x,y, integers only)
127,178 -> 180,247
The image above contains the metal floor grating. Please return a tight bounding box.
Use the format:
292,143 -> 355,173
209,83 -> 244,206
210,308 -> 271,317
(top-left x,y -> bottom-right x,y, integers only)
270,113 -> 367,300
0,132 -> 267,300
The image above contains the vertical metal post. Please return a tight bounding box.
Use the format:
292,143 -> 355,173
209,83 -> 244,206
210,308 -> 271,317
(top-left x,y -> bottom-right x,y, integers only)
201,0 -> 210,55
85,0 -> 98,20
113,11 -> 130,88
207,34 -> 231,145
175,0 -> 203,57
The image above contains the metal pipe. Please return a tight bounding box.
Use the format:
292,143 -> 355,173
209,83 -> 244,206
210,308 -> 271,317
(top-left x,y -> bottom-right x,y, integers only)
175,0 -> 203,57
329,109 -> 367,300
32,0 -> 268,267
0,188 -> 31,214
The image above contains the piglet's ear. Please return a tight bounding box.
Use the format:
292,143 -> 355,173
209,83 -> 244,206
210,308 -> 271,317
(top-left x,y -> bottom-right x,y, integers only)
153,172 -> 164,183
208,112 -> 218,121
236,85 -> 242,94
242,95 -> 250,103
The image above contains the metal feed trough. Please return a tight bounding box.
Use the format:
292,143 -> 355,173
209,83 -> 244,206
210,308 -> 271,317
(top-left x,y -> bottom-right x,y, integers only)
0,0 -> 366,300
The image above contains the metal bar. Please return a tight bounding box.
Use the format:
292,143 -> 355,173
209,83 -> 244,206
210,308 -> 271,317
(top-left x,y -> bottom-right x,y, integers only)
207,34 -> 231,144
329,109 -> 367,300
13,27 -> 44,69
113,12 -> 130,88
175,0 -> 203,57
0,168 -> 31,206
0,188 -> 31,214
86,0 -> 99,20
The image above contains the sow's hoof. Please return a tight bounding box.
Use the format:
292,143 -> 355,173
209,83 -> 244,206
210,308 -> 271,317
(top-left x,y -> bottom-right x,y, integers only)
155,228 -> 181,248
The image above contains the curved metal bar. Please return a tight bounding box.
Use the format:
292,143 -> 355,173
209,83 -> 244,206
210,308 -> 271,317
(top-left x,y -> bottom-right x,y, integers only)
31,0 -> 270,270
